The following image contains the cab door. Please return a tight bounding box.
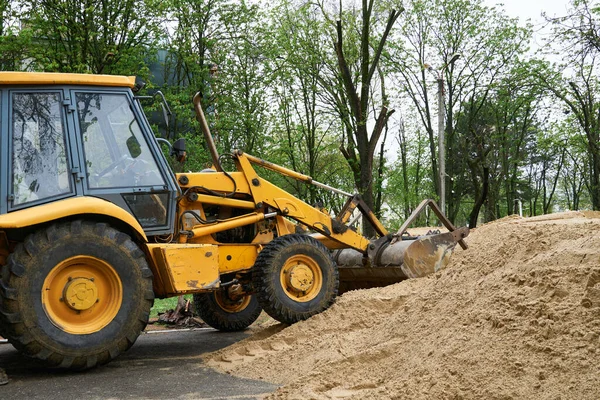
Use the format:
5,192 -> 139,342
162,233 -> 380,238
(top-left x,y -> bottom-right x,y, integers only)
70,88 -> 177,236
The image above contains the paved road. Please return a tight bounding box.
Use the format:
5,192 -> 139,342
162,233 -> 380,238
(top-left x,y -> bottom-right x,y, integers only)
0,328 -> 277,399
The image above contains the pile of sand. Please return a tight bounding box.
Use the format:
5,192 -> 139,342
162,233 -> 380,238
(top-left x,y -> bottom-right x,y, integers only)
206,212 -> 600,399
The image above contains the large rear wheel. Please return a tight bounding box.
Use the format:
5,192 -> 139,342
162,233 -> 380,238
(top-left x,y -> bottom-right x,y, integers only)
193,286 -> 261,332
0,220 -> 154,369
252,234 -> 338,325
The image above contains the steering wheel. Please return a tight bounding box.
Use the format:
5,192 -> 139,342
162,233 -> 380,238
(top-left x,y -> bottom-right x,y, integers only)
89,154 -> 131,186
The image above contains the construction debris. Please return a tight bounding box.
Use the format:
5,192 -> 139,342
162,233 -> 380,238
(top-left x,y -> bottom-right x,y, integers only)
157,296 -> 206,328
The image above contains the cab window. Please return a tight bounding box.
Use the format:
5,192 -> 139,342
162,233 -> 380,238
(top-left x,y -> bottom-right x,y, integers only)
76,93 -> 165,189
11,92 -> 71,205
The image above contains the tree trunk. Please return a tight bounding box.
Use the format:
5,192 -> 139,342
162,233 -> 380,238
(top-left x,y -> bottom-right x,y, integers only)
468,166 -> 489,228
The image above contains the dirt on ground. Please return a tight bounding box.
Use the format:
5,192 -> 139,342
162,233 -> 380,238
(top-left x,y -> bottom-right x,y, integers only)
205,211 -> 600,399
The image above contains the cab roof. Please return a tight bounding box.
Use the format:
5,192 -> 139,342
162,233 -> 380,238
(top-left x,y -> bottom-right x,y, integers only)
0,72 -> 136,88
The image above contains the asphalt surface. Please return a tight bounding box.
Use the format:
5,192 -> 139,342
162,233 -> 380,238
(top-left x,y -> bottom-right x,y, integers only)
0,328 -> 278,399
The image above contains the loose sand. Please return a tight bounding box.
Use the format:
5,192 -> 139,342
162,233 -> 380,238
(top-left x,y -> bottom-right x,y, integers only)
206,211 -> 600,399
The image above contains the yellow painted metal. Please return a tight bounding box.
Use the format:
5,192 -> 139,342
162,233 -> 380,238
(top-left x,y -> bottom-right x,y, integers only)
0,72 -> 135,87
217,245 -> 259,273
364,208 -> 389,236
309,234 -> 350,250
275,216 -> 298,235
41,256 -> 123,334
235,154 -> 267,200
190,212 -> 269,238
279,254 -> 323,302
236,155 -> 370,252
63,278 -> 99,311
0,197 -> 147,241
176,172 -> 251,195
194,194 -> 256,209
273,198 -> 306,220
243,153 -> 313,183
147,244 -> 220,295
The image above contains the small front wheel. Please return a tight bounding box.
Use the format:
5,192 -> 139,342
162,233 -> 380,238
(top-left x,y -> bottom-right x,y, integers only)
252,234 -> 339,325
193,287 -> 262,331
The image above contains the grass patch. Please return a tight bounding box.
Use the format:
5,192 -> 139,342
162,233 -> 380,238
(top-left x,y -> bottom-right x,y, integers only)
150,294 -> 193,319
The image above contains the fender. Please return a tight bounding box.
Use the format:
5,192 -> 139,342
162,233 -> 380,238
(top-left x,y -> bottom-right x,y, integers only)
0,197 -> 147,241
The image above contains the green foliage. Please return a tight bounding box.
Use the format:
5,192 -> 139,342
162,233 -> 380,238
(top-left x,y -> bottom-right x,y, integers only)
23,0 -> 165,75
538,0 -> 600,210
1,0 -> 595,228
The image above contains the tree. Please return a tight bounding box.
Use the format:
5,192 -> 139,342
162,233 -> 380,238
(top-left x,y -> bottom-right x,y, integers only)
211,1 -> 271,155
0,1 -> 32,71
25,0 -> 164,74
538,0 -> 600,210
386,0 -> 530,226
322,1 -> 402,236
267,1 -> 351,208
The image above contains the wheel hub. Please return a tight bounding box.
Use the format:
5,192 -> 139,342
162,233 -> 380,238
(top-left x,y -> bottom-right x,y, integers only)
63,278 -> 98,311
286,263 -> 315,292
42,255 -> 122,334
279,254 -> 323,303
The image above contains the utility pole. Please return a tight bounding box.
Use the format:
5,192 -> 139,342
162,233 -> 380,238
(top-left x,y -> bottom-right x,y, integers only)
437,76 -> 445,214
425,53 -> 460,215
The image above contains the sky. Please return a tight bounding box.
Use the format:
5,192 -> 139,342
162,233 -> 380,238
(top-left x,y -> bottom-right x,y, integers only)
484,0 -> 572,49
484,0 -> 570,22
485,0 -> 572,33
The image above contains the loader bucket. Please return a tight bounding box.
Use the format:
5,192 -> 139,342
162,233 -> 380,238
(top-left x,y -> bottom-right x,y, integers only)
335,226 -> 469,294
400,229 -> 467,278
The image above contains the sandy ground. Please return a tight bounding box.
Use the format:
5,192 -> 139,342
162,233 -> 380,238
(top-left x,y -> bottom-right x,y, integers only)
204,211 -> 600,399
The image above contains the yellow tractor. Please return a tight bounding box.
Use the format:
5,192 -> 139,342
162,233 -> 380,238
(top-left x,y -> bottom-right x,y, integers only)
0,72 -> 468,369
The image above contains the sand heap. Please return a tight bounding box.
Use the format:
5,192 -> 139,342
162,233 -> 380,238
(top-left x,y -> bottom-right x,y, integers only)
206,212 -> 600,399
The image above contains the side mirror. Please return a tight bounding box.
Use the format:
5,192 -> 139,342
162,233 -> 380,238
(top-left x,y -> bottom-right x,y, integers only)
161,102 -> 170,129
134,90 -> 172,134
155,91 -> 172,131
126,136 -> 142,158
171,138 -> 186,163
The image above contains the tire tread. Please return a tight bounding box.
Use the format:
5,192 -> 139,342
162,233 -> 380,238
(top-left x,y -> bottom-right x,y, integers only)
0,220 -> 153,369
252,234 -> 338,325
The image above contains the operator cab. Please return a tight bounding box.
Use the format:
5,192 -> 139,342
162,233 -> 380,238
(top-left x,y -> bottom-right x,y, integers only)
2,72 -> 178,236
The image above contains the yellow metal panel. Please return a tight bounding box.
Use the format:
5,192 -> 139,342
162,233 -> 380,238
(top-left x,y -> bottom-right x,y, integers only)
0,72 -> 136,87
149,244 -> 220,295
274,198 -> 306,219
190,212 -> 266,238
194,194 -> 255,209
0,197 -> 146,240
146,244 -> 174,296
176,172 -> 251,195
243,153 -> 313,183
310,233 -> 350,250
217,245 -> 259,273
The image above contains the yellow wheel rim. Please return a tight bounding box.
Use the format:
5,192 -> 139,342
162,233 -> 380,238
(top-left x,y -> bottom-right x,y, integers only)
279,254 -> 322,303
214,289 -> 251,313
42,256 -> 123,335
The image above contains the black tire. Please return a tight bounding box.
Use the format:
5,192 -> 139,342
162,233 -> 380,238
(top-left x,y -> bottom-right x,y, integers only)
193,290 -> 262,332
252,234 -> 338,325
0,220 -> 154,369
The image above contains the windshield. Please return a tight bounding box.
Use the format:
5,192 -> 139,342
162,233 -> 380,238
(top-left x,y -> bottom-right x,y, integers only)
76,93 -> 165,189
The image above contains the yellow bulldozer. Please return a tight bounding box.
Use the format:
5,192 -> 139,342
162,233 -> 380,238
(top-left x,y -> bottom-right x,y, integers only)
0,72 -> 468,369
